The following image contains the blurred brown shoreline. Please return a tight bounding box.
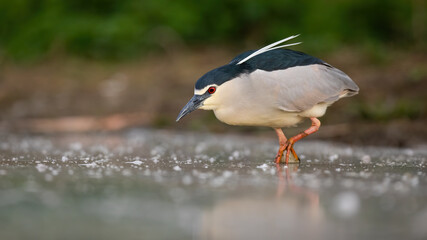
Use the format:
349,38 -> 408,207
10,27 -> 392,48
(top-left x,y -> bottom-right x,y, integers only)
2,113 -> 426,149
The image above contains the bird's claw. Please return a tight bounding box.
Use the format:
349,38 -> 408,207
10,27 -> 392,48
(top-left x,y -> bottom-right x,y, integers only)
284,140 -> 299,164
275,140 -> 299,164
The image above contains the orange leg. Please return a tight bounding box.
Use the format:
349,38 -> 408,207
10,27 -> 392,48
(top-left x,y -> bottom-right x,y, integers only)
274,128 -> 287,164
284,117 -> 321,164
274,128 -> 299,164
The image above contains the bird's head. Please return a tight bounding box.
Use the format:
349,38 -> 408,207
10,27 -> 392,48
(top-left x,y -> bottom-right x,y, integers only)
176,64 -> 244,122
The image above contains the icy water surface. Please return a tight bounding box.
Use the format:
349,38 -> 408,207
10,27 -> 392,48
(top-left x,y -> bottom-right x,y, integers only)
0,129 -> 426,240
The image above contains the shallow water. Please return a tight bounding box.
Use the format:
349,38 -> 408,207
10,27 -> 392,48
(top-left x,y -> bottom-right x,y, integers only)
0,129 -> 426,240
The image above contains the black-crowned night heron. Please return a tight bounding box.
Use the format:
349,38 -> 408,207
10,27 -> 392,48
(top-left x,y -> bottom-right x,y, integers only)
176,35 -> 359,164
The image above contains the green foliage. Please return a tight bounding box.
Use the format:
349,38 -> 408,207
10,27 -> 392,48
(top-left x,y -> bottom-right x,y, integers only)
0,0 -> 422,60
359,99 -> 424,122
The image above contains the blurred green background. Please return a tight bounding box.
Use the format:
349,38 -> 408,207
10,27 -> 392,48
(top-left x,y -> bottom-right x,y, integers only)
0,0 -> 426,147
0,0 -> 424,59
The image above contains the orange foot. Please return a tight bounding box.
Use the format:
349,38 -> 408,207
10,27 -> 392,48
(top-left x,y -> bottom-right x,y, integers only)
275,141 -> 299,164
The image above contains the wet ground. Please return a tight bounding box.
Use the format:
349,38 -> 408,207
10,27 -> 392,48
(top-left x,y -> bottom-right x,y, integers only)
0,129 -> 426,240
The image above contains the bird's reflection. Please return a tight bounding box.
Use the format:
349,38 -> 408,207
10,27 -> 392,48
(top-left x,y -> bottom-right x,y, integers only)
200,163 -> 323,239
276,163 -> 319,208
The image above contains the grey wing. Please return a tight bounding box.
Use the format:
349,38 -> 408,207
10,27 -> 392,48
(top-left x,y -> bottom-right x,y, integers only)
248,64 -> 359,112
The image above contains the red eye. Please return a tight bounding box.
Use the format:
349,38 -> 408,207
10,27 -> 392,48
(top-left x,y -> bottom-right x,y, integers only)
208,86 -> 216,94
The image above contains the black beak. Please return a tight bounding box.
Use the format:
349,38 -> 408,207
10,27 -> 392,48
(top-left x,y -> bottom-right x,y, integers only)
176,94 -> 209,122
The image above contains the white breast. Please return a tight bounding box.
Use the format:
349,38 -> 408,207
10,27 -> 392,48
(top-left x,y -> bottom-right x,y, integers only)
208,76 -> 300,128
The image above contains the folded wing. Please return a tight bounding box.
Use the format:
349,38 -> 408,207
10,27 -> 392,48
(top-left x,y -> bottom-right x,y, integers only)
247,64 -> 359,112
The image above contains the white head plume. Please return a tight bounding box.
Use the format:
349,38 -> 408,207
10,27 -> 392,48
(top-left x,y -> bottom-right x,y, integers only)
237,34 -> 301,65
